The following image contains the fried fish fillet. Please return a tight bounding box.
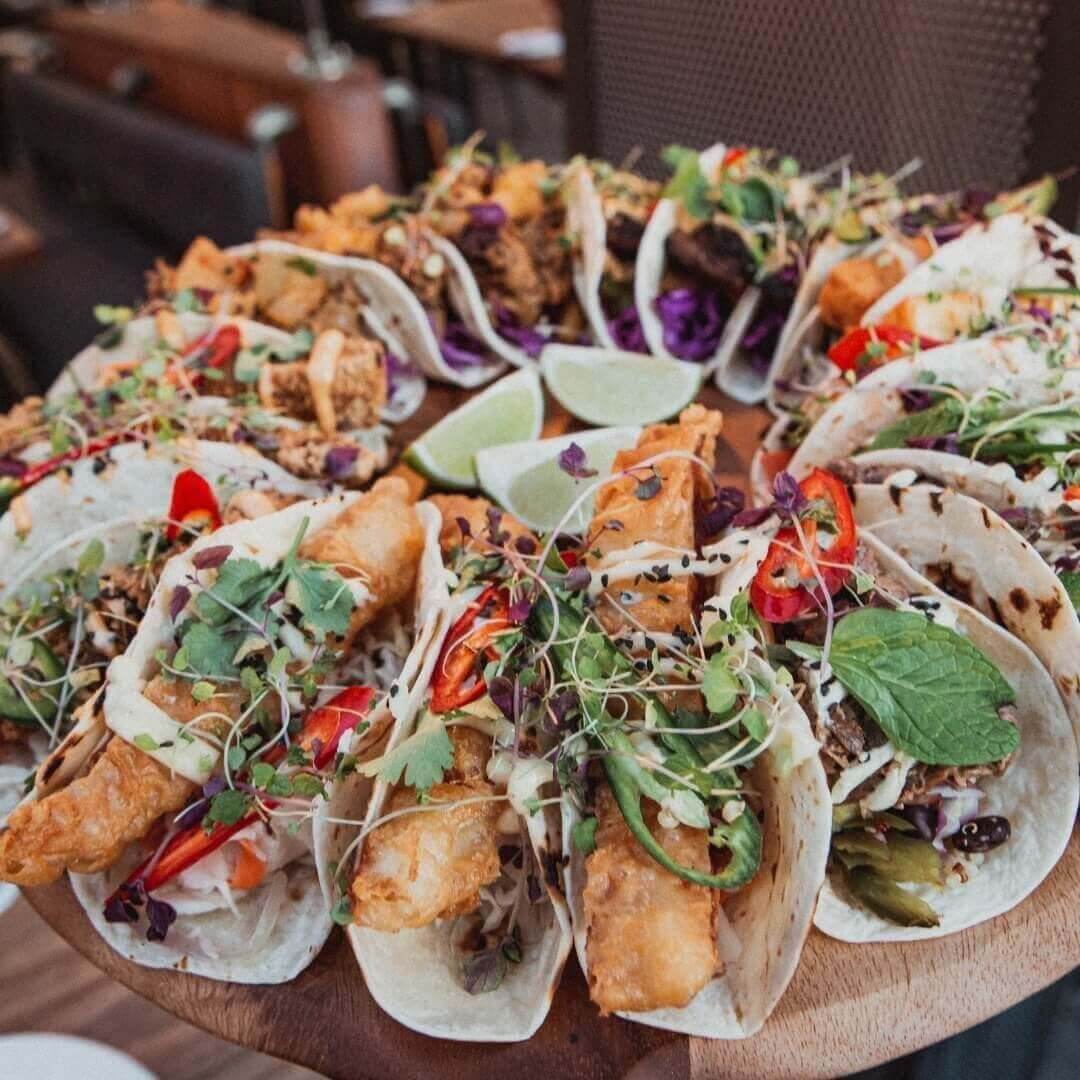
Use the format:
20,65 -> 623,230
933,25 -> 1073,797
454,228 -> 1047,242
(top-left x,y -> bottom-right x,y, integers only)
583,784 -> 718,1014
351,729 -> 500,930
299,477 -> 425,640
587,404 -> 722,639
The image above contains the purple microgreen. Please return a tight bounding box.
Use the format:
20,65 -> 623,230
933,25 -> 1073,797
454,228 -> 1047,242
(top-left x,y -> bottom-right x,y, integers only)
557,442 -> 597,480
488,675 -> 516,720
103,882 -> 144,924
772,471 -> 807,519
563,565 -> 592,592
508,593 -> 533,624
514,535 -> 536,555
700,486 -> 745,536
169,585 -> 191,623
732,505 -> 775,528
455,515 -> 472,540
145,896 -> 177,943
192,545 -> 232,571
325,445 -> 359,480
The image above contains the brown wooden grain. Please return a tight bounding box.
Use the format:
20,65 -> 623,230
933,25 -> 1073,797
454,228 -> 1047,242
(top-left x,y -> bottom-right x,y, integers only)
18,382 -> 1080,1078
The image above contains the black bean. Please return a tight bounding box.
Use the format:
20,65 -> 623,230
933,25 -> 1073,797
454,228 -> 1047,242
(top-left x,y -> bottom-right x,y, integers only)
949,815 -> 1011,853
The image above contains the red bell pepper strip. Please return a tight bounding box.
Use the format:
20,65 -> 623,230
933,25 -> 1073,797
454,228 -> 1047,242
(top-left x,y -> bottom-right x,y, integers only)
125,810 -> 262,896
0,431 -> 136,509
828,325 -> 941,373
1065,485 -> 1080,502
722,146 -> 747,168
183,324 -> 242,372
263,685 -> 375,770
164,468 -> 222,541
750,469 -> 857,623
431,585 -> 511,714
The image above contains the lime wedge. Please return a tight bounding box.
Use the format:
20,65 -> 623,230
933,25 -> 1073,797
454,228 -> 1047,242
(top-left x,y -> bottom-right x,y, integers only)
404,368 -> 544,488
476,426 -> 641,533
540,345 -> 703,426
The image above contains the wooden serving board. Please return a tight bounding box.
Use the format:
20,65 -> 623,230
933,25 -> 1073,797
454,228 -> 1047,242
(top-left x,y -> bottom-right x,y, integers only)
19,383 -> 1080,1079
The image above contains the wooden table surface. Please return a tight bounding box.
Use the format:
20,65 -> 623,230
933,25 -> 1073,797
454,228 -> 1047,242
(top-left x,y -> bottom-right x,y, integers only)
16,381 -> 1080,1079
360,0 -> 563,83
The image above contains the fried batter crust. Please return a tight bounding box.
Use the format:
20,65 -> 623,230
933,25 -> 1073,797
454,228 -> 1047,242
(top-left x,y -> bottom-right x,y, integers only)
427,494 -> 533,556
351,781 -> 500,931
588,404 -> 722,638
299,477 -> 425,638
0,735 -> 193,886
583,785 -> 718,1014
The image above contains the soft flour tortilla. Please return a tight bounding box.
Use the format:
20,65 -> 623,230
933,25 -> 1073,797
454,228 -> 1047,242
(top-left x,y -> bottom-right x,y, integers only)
333,503 -> 574,1041
565,162 -> 616,349
0,439 -> 320,597
64,491 -> 410,982
782,333 -> 1080,482
564,653 -> 831,1039
813,535 -> 1078,941
234,238 -> 501,392
861,213 -> 1076,326
634,143 -> 770,403
0,441 -> 319,822
850,481 -> 1080,744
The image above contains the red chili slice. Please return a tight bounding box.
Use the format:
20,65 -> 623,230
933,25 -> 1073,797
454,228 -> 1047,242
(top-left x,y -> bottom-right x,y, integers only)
263,685 -> 374,770
164,468 -> 222,541
430,585 -> 511,714
750,469 -> 856,623
827,324 -> 941,374
0,431 -> 136,509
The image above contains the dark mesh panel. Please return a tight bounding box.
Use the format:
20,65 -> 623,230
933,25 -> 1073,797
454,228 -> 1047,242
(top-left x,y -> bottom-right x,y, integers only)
581,0 -> 1050,191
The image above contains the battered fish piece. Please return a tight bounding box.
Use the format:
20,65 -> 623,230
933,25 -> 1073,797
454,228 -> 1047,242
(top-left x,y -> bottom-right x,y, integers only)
169,236 -> 252,294
0,732 -> 193,887
587,404 -> 722,638
583,784 -> 718,1014
299,477 -> 425,639
428,494 -> 533,556
818,234 -> 932,330
878,290 -> 987,341
352,728 -> 500,930
0,676 -> 242,886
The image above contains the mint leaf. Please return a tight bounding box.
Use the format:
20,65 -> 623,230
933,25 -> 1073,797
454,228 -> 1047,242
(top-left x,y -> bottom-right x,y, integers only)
867,398 -> 964,451
661,145 -> 712,219
1061,571 -> 1080,611
824,609 -> 1018,766
290,563 -> 355,635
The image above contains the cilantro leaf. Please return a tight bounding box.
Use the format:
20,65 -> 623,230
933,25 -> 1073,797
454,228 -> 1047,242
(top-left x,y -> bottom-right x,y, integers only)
180,621 -> 240,677
289,563 -> 355,635
661,145 -> 712,219
818,608 -> 1018,766
195,558 -> 275,626
207,788 -> 249,826
363,716 -> 453,793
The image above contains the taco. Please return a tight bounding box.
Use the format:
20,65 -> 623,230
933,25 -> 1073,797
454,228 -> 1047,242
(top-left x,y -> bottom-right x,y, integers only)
517,408 -> 828,1036
33,311 -> 392,497
0,440 -> 317,826
563,157 -> 660,352
754,325 -> 1080,502
710,466 -> 1077,940
768,178 -> 1058,409
146,235 -> 431,416
635,144 -> 895,403
0,478 -> 430,983
323,493 -> 572,1041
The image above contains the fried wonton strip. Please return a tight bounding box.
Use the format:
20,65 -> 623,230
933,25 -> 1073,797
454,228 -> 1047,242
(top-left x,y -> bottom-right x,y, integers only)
351,728 -> 500,930
587,404 -> 722,638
